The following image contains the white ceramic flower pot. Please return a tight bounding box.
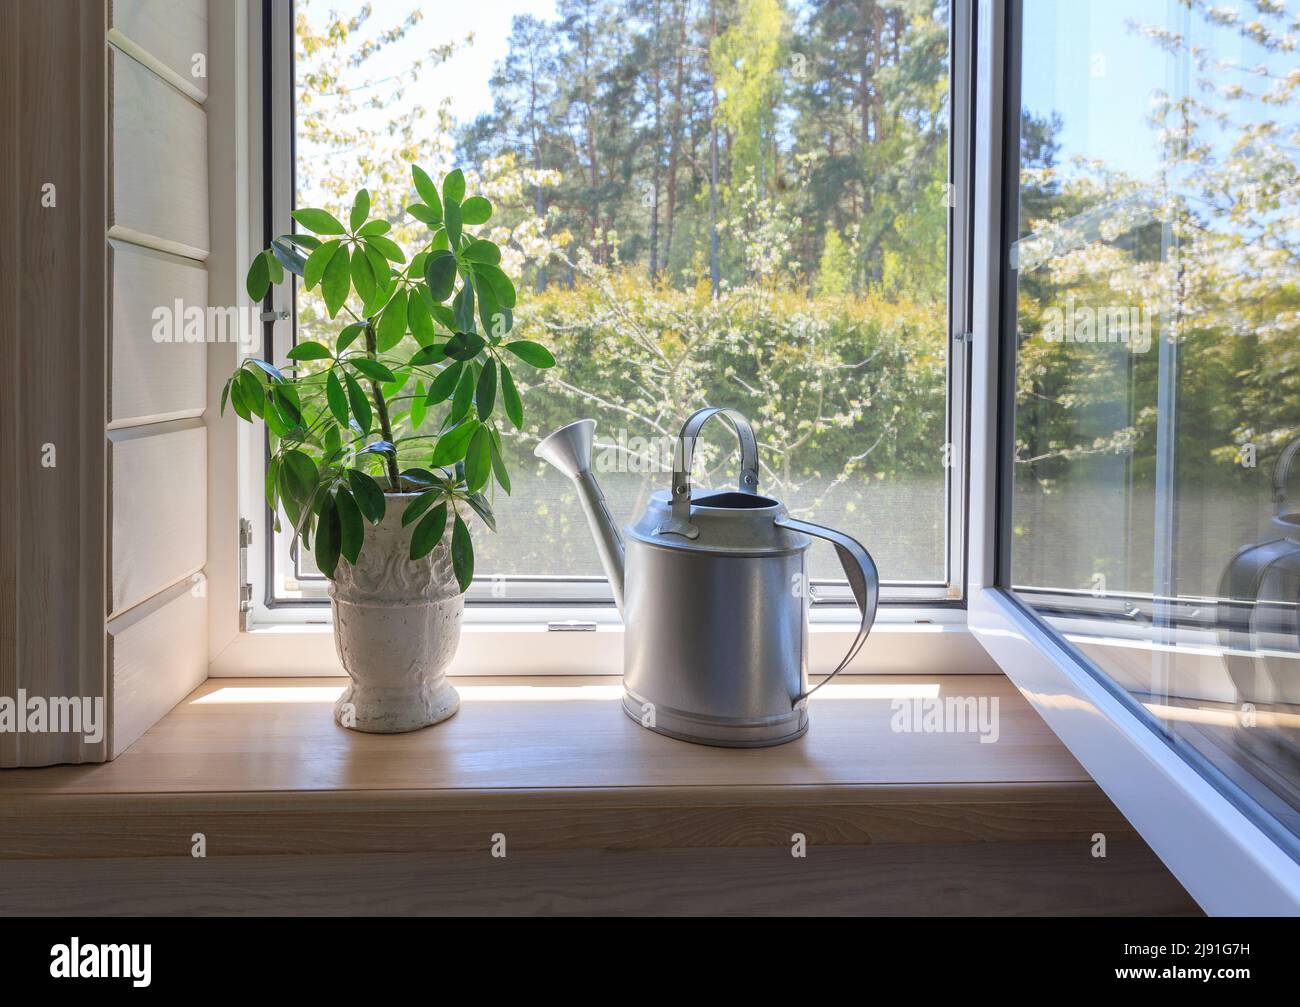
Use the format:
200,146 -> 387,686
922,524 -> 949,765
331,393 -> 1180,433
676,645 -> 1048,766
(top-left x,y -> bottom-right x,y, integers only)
329,491 -> 462,733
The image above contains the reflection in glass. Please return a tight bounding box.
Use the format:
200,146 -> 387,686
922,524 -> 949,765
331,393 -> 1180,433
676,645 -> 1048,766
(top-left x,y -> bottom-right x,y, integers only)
1008,0 -> 1300,844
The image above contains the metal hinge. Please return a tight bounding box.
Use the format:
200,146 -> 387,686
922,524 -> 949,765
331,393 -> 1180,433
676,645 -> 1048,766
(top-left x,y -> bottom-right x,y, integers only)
260,309 -> 290,322
954,331 -> 972,344
238,518 -> 254,631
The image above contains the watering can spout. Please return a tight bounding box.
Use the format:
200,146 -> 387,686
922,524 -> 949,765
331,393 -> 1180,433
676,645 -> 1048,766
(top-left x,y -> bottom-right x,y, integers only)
535,420 -> 626,614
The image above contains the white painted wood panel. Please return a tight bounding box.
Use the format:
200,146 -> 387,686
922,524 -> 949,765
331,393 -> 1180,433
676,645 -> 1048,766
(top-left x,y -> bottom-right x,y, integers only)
109,420 -> 207,617
109,240 -> 208,428
109,49 -> 209,260
109,0 -> 208,103
108,582 -> 208,759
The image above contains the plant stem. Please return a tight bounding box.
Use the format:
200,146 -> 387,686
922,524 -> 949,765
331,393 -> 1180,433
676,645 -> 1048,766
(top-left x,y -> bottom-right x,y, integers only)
364,319 -> 403,490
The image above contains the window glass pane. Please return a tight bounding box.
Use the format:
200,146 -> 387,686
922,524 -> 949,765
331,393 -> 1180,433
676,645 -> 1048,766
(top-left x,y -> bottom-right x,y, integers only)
284,0 -> 953,599
1008,0 -> 1300,843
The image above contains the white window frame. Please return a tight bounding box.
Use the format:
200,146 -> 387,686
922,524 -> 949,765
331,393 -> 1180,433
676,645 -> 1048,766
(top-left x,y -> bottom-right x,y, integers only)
217,0 -> 988,666
964,0 -> 1300,914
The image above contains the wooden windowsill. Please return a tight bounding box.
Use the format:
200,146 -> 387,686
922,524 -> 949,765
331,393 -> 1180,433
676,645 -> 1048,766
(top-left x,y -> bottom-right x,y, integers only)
0,675 -> 1200,915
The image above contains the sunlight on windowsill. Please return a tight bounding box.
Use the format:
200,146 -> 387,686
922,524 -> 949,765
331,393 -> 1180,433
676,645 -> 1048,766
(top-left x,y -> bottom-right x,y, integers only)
192,681 -> 943,705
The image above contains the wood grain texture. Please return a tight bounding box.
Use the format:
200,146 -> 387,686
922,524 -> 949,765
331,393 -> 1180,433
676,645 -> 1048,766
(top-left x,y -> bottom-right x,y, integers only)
0,843 -> 1199,916
0,0 -> 109,767
0,675 -> 1094,794
0,784 -> 1140,860
108,0 -> 207,103
107,581 -> 207,759
0,675 -> 1197,914
108,240 -> 207,428
108,419 -> 206,616
108,48 -> 208,260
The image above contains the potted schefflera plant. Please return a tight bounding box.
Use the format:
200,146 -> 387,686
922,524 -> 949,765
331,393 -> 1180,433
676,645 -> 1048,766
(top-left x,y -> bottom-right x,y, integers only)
226,165 -> 556,733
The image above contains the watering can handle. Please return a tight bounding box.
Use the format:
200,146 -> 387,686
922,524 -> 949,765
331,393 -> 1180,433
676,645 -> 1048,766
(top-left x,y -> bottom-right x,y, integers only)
776,517 -> 879,706
659,407 -> 760,538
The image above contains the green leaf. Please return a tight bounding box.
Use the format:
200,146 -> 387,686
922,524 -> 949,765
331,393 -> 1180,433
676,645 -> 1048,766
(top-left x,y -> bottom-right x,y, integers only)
410,381 -> 427,430
337,321 -> 366,353
322,243 -> 351,318
286,341 -> 332,361
376,287 -> 408,352
304,239 -> 342,290
407,289 -> 435,346
450,363 -> 476,423
402,490 -> 437,527
464,491 -> 497,532
245,251 -> 270,302
443,169 -> 465,205
292,208 -> 346,235
490,436 -> 512,494
262,397 -> 290,437
425,250 -> 457,302
350,245 -> 377,305
265,457 -> 280,511
271,236 -> 310,276
411,165 -> 443,220
238,368 -> 265,418
314,494 -> 342,578
504,340 -> 556,368
500,363 -> 523,429
473,262 -> 517,309
461,238 -> 501,265
460,195 -> 492,225
475,358 -> 497,420
346,468 -> 386,522
444,331 -> 486,361
430,303 -> 457,332
430,419 -> 479,468
362,249 -> 395,316
474,274 -> 512,338
425,361 -> 463,404
358,219 -> 390,236
349,189 -> 370,233
451,512 -> 474,592
408,343 -> 446,366
452,280 -> 476,332
247,358 -> 287,383
265,250 -> 285,284
363,234 -> 405,263
335,486 -> 364,564
228,375 -> 250,420
324,424 -> 342,459
401,467 -> 439,487
273,384 -> 302,427
343,370 -> 372,435
444,199 -> 462,250
410,502 -> 449,561
282,449 -> 318,502
406,202 -> 439,226
464,425 -> 491,492
350,357 -> 397,384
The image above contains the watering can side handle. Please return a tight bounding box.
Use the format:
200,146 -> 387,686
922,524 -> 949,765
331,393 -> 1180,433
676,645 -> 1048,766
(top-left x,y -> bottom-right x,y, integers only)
775,517 -> 880,706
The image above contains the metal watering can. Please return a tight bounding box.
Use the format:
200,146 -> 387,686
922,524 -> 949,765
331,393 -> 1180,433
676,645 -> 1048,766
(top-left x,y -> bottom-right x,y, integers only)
536,407 -> 879,747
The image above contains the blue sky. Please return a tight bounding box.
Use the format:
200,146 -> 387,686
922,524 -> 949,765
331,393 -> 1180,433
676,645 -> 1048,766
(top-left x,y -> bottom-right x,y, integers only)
1022,0 -> 1298,181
